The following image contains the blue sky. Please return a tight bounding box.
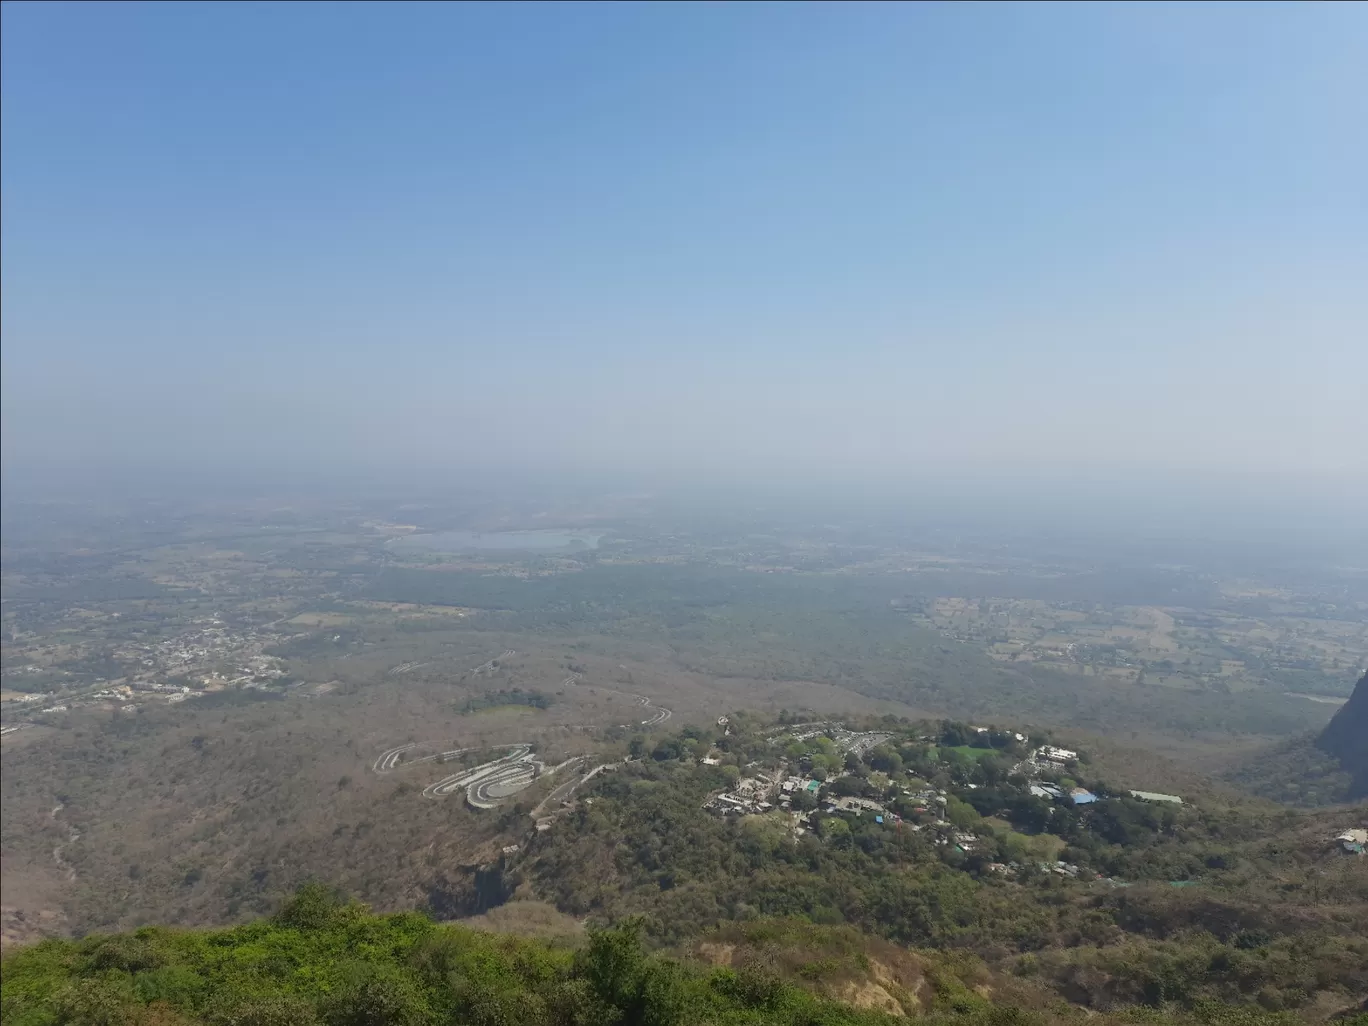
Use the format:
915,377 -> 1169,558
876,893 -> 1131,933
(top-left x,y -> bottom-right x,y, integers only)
2,2 -> 1365,480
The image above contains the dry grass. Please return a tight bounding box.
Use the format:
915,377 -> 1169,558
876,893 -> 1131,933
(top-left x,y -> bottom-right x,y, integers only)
460,901 -> 585,945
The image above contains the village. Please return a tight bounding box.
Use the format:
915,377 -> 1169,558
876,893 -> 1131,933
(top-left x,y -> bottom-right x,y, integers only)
699,721 -> 1203,881
0,616 -> 294,726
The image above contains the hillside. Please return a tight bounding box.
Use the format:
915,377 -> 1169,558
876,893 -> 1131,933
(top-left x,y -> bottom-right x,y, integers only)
493,717 -> 1368,1018
2,887 -> 1361,1026
7,712 -> 1367,1018
1316,672 -> 1368,798
1225,672 -> 1368,806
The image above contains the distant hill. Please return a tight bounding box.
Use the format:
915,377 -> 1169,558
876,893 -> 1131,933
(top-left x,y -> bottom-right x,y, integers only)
1316,671 -> 1368,798
1225,672 -> 1366,806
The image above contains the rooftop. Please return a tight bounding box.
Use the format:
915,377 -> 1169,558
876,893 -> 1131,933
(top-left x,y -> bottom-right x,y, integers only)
1130,790 -> 1183,805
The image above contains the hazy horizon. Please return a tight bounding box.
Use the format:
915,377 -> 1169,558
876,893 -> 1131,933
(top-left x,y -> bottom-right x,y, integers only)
3,3 -> 1366,481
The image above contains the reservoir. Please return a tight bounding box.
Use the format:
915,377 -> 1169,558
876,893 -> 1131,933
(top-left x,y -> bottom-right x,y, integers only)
390,529 -> 604,554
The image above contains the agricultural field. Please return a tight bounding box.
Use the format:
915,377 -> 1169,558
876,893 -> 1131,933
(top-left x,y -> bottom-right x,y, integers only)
910,595 -> 1366,701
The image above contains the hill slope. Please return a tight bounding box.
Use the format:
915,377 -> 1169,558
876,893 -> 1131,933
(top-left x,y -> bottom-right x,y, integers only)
1316,671 -> 1368,798
1227,671 -> 1368,806
0,888 -> 1354,1026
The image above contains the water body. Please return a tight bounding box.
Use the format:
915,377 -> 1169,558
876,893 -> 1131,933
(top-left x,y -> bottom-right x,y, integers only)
391,529 -> 604,554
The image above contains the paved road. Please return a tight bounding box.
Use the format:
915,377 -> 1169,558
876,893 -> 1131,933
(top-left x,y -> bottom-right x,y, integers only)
370,668 -> 670,811
468,759 -> 539,807
389,648 -> 516,679
50,802 -> 79,882
469,650 -> 517,675
561,673 -> 672,728
373,743 -> 473,773
422,744 -> 533,799
528,757 -> 589,817
531,759 -> 620,820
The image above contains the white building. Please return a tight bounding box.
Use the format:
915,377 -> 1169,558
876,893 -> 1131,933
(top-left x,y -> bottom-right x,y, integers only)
1035,745 -> 1077,764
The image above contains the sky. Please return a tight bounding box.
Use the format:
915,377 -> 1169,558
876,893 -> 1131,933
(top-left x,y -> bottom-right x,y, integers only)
2,1 -> 1366,487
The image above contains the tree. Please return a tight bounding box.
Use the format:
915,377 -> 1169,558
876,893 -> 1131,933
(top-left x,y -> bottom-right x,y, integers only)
577,921 -> 647,1017
817,817 -> 852,846
323,963 -> 428,1026
867,746 -> 903,775
945,796 -> 981,830
274,883 -> 348,931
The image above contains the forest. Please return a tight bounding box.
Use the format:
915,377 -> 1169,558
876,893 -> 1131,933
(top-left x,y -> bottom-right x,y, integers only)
2,886 -> 1357,1026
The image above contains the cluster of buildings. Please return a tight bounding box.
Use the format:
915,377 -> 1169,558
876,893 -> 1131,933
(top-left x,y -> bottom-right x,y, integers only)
1030,782 -> 1098,805
1032,745 -> 1078,767
698,723 -> 1190,874
100,618 -> 290,695
704,772 -> 784,816
1027,781 -> 1183,809
780,776 -> 823,799
707,727 -> 900,819
2,618 -> 297,728
980,858 -> 1089,880
1023,745 -> 1184,808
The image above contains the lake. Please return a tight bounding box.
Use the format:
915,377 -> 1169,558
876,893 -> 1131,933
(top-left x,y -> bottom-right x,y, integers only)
389,529 -> 605,554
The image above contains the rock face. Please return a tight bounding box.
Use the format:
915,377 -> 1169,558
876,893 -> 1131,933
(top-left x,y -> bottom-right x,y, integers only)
1316,671 -> 1368,799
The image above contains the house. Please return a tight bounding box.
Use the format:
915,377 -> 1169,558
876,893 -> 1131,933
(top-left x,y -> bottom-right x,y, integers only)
1035,745 -> 1077,764
1030,783 -> 1065,800
1335,829 -> 1366,855
832,796 -> 886,817
1070,788 -> 1099,805
1130,790 -> 1183,805
1043,860 -> 1080,878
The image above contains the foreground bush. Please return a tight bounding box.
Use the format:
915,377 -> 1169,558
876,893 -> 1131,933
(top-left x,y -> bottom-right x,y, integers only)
2,887 -> 1355,1026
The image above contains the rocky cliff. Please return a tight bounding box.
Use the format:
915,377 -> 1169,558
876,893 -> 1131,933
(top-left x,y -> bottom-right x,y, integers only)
1316,671 -> 1368,799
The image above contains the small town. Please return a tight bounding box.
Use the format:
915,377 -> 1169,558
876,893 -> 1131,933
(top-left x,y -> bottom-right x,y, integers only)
693,721 -> 1364,883
696,722 -> 1197,880
0,617 -> 295,727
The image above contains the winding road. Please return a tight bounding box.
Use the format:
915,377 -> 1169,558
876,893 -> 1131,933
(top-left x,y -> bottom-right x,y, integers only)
369,667 -> 670,811
470,651 -> 517,676
50,802 -> 79,881
425,744 -> 536,803
560,673 -> 672,728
